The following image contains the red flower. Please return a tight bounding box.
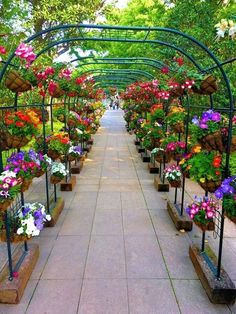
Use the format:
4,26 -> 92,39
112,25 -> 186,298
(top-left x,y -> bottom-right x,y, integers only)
15,121 -> 24,127
0,46 -> 6,54
5,119 -> 14,125
161,66 -> 169,74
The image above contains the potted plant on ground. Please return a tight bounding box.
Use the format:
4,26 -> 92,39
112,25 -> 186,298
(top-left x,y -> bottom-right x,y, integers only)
0,170 -> 22,211
163,164 -> 182,187
0,202 -> 51,242
186,196 -> 218,231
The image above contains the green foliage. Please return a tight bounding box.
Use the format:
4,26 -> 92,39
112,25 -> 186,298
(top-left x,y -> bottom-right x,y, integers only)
223,195 -> 236,218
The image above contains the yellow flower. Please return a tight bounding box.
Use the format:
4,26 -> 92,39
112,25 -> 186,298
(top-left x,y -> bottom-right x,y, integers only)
179,158 -> 185,165
192,145 -> 201,153
199,178 -> 205,183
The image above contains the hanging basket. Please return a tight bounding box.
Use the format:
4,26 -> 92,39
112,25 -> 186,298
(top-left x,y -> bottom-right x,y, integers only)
50,175 -> 62,185
0,231 -> 31,243
21,178 -> 33,192
0,199 -> 13,212
172,152 -> 184,162
170,86 -> 184,97
169,180 -> 181,188
172,122 -> 184,134
194,220 -> 215,231
0,130 -> 29,150
70,133 -> 79,141
49,85 -> 64,98
68,154 -> 76,162
5,70 -> 32,93
199,131 -> 224,153
155,152 -> 172,164
192,75 -> 217,95
199,179 -> 221,193
35,169 -> 45,178
230,135 -> 236,152
47,149 -> 61,160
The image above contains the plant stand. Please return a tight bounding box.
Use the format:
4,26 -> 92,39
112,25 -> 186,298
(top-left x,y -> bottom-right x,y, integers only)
189,244 -> 236,304
154,175 -> 169,192
87,138 -> 94,145
0,244 -> 39,304
167,200 -> 192,231
60,175 -> 76,191
141,152 -> 150,162
134,139 -> 140,145
136,146 -> 145,153
148,162 -> 159,174
83,144 -> 92,153
71,160 -> 83,174
46,197 -> 65,227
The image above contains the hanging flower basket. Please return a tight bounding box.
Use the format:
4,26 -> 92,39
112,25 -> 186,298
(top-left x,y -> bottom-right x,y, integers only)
199,179 -> 222,193
50,175 -> 62,185
172,122 -> 184,134
21,178 -> 33,192
0,199 -> 13,212
0,231 -> 31,243
0,130 -> 29,150
67,118 -> 77,127
68,154 -> 76,162
70,132 -> 79,141
5,70 -> 32,93
199,131 -> 224,153
47,149 -> 61,160
35,169 -> 45,178
192,75 -> 217,95
169,180 -> 181,188
155,152 -> 172,163
172,153 -> 183,162
194,220 -> 215,232
170,86 -> 184,97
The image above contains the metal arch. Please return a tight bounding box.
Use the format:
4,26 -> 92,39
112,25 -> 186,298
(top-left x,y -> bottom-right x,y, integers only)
78,69 -> 155,80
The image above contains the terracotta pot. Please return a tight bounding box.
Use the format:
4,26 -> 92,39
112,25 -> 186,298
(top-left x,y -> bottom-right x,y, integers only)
50,175 -> 62,185
199,131 -> 224,153
0,232 -> 31,243
172,122 -> 184,134
0,199 -> 13,212
194,220 -> 215,231
169,180 -> 181,188
21,178 -> 33,192
47,149 -> 61,160
199,179 -> 221,193
192,75 -> 217,95
5,70 -> 32,93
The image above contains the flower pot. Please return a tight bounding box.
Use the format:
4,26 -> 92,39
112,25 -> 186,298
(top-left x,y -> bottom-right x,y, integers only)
35,169 -> 45,178
155,152 -> 172,163
192,75 -> 217,95
172,122 -> 184,134
169,180 -> 181,188
68,154 -> 76,162
199,179 -> 221,193
0,130 -> 29,150
194,220 -> 215,231
0,199 -> 13,212
21,178 -> 33,192
199,131 -> 224,153
0,232 -> 31,243
50,175 -> 62,184
47,149 -> 61,160
5,70 -> 32,93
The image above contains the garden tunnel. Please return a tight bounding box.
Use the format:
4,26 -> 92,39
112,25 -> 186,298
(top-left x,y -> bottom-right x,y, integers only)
0,23 -> 235,300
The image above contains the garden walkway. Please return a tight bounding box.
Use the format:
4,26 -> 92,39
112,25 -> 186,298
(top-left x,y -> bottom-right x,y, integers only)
0,110 -> 235,314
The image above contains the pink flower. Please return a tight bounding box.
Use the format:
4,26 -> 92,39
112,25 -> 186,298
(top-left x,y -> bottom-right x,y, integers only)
59,69 -> 72,80
15,43 -> 36,66
0,45 -> 6,54
207,211 -> 214,219
2,183 -> 9,190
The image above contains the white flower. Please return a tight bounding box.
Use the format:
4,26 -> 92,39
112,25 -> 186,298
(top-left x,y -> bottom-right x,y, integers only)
44,155 -> 52,165
46,214 -> 51,221
32,229 -> 40,236
76,128 -> 83,135
0,170 -> 17,180
16,227 -> 24,235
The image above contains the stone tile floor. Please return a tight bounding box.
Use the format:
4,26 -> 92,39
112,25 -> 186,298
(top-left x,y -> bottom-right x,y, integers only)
0,110 -> 235,313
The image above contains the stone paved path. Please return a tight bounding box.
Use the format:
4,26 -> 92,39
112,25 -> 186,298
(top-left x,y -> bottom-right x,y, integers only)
0,110 -> 235,313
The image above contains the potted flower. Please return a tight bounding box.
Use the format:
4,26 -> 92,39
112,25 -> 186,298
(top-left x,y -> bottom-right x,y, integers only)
0,202 -> 51,242
163,164 -> 182,187
190,110 -> 224,153
0,109 -> 41,150
67,111 -> 80,128
150,108 -> 165,124
215,176 -> 236,223
5,43 -> 37,93
165,141 -> 186,161
50,162 -> 69,184
187,151 -> 223,192
186,196 -> 218,231
0,170 -> 22,211
68,145 -> 82,161
46,133 -> 70,160
53,106 -> 68,122
166,110 -> 186,134
27,149 -> 50,177
69,128 -> 83,142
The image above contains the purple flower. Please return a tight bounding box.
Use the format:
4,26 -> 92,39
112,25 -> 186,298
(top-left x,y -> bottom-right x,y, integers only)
215,188 -> 223,199
211,112 -> 221,122
199,122 -> 208,129
192,116 -> 199,125
22,205 -> 31,216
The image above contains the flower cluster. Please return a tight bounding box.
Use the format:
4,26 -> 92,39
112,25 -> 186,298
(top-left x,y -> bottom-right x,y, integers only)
0,171 -> 22,203
46,133 -> 70,155
68,146 -> 82,157
215,19 -> 236,40
215,176 -> 236,199
2,110 -> 41,138
163,165 -> 182,181
186,196 -> 218,224
192,110 -> 221,129
15,43 -> 36,67
166,141 -> 186,153
51,162 -> 69,179
16,202 -> 51,237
